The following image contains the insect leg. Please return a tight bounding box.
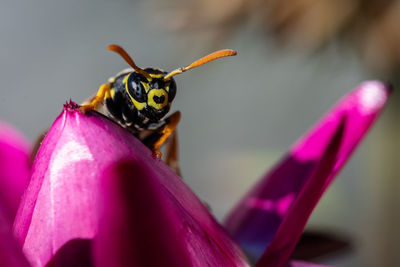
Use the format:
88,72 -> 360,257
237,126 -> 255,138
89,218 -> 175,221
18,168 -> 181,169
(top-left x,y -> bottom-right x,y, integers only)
80,83 -> 111,112
165,130 -> 181,176
31,130 -> 47,164
142,111 -> 181,158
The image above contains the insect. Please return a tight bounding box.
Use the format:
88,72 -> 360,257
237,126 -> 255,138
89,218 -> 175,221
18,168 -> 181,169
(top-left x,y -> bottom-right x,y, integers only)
80,44 -> 236,173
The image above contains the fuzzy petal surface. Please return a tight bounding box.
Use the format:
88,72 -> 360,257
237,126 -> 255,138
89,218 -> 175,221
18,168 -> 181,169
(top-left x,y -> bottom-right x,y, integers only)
224,81 -> 391,262
13,103 -> 248,267
0,121 -> 31,219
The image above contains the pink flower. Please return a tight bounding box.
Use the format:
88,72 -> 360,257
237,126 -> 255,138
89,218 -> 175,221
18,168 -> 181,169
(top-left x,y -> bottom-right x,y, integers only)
0,194 -> 30,267
0,81 -> 391,266
0,122 -> 30,220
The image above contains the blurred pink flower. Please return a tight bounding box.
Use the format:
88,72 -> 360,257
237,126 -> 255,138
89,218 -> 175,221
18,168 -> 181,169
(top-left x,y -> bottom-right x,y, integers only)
0,81 -> 391,266
0,122 -> 30,220
0,195 -> 30,267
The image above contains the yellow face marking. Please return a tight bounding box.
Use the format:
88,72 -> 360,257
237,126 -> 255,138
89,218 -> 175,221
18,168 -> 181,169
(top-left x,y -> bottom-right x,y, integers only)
122,73 -> 130,85
124,73 -> 147,110
130,97 -> 147,110
133,70 -> 152,81
108,77 -> 116,83
140,81 -> 150,93
110,88 -> 115,99
125,84 -> 146,110
148,89 -> 168,110
149,73 -> 164,79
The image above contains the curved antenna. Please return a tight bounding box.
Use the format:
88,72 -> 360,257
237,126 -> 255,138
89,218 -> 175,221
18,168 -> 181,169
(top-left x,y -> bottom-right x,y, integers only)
163,49 -> 237,81
108,44 -> 152,79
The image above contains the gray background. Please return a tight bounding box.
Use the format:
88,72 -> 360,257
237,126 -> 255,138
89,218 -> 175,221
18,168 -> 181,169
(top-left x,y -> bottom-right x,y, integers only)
0,0 -> 394,266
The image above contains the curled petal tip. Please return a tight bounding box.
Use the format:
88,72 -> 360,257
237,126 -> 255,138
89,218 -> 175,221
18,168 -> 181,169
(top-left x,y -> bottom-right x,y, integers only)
356,81 -> 390,114
63,100 -> 80,112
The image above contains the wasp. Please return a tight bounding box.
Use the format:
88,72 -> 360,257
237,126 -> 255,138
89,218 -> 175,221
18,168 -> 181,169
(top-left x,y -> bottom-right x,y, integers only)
80,44 -> 236,174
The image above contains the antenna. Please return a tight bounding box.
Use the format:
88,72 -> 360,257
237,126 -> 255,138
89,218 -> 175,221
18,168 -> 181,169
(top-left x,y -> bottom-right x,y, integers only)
108,44 -> 152,80
163,49 -> 237,81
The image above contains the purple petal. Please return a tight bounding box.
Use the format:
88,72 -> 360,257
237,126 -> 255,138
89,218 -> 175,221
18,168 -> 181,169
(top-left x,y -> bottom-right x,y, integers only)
224,81 -> 391,262
0,197 -> 30,267
94,160 -> 248,267
13,102 -> 248,267
256,119 -> 344,267
0,121 -> 31,220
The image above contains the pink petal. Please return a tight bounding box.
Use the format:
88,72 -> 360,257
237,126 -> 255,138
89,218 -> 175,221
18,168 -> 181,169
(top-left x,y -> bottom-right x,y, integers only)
94,160 -> 248,267
0,121 -> 31,220
224,81 -> 391,262
13,102 -> 248,267
0,197 -> 30,267
257,119 -> 344,267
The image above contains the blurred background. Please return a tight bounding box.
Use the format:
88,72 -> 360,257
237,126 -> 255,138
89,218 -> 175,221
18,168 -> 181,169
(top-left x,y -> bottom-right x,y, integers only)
1,0 -> 399,266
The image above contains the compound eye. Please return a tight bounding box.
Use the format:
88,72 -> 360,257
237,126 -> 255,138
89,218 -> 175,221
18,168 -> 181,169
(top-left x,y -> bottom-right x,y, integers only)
127,74 -> 147,103
167,78 -> 177,102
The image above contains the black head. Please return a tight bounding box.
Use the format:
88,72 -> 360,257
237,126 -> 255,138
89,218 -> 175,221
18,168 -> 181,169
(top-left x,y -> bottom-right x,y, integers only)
125,68 -> 176,121
107,44 -> 236,121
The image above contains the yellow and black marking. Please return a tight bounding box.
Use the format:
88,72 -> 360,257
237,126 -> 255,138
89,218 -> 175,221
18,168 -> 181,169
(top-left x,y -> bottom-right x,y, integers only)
80,44 -> 236,158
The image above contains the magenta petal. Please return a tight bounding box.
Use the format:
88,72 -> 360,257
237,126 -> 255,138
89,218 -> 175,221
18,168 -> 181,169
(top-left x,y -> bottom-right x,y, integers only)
94,161 -> 192,266
13,102 -> 248,267
256,119 -> 344,267
0,121 -> 31,220
0,198 -> 30,267
224,81 -> 391,261
95,160 -> 248,267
